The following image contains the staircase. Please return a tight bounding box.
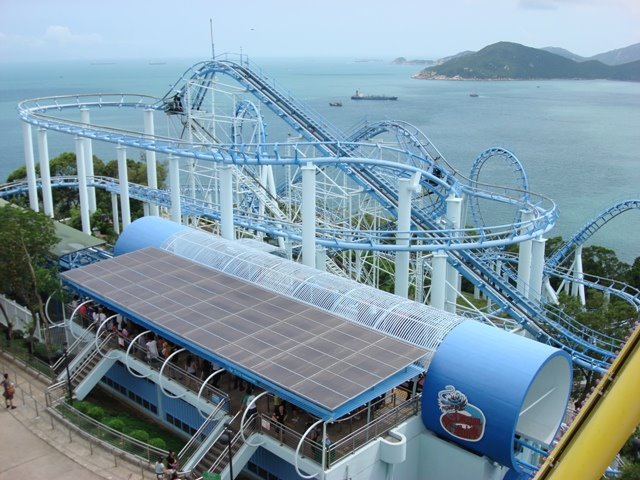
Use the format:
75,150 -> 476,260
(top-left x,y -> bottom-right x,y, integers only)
190,413 -> 258,479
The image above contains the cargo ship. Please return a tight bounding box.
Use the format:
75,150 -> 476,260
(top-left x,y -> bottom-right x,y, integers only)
351,89 -> 398,100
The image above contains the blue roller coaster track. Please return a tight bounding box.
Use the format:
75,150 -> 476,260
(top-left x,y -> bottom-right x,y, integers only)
10,56 -> 637,372
546,199 -> 640,270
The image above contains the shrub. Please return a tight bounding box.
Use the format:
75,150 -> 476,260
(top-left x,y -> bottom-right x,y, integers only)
129,429 -> 150,443
87,406 -> 105,421
33,342 -> 50,362
75,401 -> 93,414
149,437 -> 166,450
107,418 -> 125,432
620,462 -> 640,480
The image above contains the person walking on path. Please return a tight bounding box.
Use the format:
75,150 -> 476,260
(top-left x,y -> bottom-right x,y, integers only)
2,372 -> 16,409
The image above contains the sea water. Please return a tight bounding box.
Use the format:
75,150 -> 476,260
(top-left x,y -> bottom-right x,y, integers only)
0,57 -> 638,261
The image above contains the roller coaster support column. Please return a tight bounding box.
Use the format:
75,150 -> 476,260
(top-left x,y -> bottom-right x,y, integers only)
445,195 -> 463,312
111,193 -> 120,235
301,162 -> 317,268
36,128 -> 54,218
571,245 -> 586,306
395,176 -> 419,298
529,236 -> 546,302
21,123 -> 39,212
169,154 -> 182,224
543,278 -> 559,304
74,136 -> 91,234
80,108 -> 97,213
116,145 -> 131,229
220,164 -> 234,240
430,251 -> 448,310
316,247 -> 327,272
143,109 -> 159,217
517,210 -> 534,295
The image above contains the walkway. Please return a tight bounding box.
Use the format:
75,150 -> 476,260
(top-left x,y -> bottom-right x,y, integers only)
0,354 -> 149,480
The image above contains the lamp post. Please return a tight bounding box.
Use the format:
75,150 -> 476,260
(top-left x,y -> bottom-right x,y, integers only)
62,342 -> 73,405
220,422 -> 234,479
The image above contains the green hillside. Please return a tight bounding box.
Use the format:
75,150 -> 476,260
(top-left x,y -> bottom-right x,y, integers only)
415,42 -> 640,81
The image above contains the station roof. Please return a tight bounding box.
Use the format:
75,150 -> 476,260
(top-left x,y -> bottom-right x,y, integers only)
52,221 -> 105,258
61,247 -> 428,420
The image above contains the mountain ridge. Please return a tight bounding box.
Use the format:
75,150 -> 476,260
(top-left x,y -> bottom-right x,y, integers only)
413,42 -> 640,81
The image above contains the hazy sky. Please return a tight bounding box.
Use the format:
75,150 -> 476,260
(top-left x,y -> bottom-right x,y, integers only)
1,0 -> 638,62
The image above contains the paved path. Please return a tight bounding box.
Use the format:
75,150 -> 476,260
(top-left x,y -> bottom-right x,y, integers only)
0,354 -> 149,480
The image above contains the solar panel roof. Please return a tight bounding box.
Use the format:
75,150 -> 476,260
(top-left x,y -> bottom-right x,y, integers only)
61,247 -> 428,418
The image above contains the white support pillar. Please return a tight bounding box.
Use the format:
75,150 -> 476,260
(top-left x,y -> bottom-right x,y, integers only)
220,164 -> 234,240
80,108 -> 97,213
74,136 -> 91,234
517,210 -> 534,295
143,109 -> 159,217
315,247 -> 327,272
111,192 -> 120,235
543,277 -> 559,304
116,145 -> 131,229
430,251 -> 448,311
36,128 -> 54,217
474,286 -> 481,300
571,245 -> 586,306
168,154 -> 182,224
395,177 -> 414,298
22,123 -> 39,212
301,162 -> 316,268
529,236 -> 546,302
445,195 -> 463,312
415,254 -> 425,303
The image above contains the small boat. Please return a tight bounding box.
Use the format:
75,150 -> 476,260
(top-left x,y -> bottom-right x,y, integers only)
351,89 -> 398,101
469,93 -> 479,98
329,101 -> 343,107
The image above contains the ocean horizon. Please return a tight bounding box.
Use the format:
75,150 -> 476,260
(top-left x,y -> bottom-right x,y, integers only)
1,57 -> 638,262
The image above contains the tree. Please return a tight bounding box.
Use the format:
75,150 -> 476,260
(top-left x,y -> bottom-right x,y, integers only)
625,257 -> 640,290
0,205 -> 59,349
581,245 -> 630,281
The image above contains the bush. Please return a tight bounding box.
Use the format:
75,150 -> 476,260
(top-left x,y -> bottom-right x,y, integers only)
620,462 -> 640,480
107,418 -> 125,432
87,406 -> 105,421
149,437 -> 166,450
75,401 -> 93,414
129,429 -> 149,443
32,342 -> 50,362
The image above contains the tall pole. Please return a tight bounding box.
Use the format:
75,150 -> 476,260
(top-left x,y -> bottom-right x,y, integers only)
210,18 -> 215,60
223,423 -> 234,479
63,342 -> 73,405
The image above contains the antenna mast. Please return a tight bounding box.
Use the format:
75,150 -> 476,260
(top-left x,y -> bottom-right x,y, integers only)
210,18 -> 215,59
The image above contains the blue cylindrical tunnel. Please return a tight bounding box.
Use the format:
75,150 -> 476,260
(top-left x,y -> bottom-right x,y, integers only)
421,320 -> 572,476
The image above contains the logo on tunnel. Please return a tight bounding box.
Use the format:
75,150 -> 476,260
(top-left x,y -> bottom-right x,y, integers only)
437,385 -> 486,442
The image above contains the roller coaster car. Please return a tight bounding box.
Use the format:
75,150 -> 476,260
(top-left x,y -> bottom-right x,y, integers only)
426,166 -> 444,188
163,93 -> 184,114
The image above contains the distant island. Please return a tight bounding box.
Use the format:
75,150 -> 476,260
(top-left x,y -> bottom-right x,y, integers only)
411,42 -> 640,82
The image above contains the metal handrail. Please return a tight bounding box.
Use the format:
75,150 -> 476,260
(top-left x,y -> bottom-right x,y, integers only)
177,397 -> 228,466
50,321 -> 96,372
202,412 -> 258,478
54,400 -> 168,463
328,395 -> 420,466
182,410 -> 242,477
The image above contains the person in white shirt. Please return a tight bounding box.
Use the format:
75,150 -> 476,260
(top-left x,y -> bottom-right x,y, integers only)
146,336 -> 159,363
